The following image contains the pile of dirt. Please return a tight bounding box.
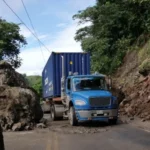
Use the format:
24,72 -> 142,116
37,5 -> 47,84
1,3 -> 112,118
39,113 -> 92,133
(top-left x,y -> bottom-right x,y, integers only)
114,50 -> 150,121
0,61 -> 43,131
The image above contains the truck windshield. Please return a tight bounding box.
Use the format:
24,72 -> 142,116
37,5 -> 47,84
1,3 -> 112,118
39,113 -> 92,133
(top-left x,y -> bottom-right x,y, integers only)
72,77 -> 107,91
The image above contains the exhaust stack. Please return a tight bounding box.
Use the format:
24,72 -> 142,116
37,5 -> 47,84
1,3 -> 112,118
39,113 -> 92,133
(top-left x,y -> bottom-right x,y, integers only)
61,55 -> 65,101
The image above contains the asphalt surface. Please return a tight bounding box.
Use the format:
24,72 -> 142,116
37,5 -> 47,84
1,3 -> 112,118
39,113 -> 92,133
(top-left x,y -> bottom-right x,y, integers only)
3,117 -> 150,150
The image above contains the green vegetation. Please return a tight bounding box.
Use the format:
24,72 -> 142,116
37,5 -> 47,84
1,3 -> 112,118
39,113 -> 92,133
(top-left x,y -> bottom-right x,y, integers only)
0,18 -> 27,68
74,0 -> 150,74
139,58 -> 150,76
138,40 -> 150,62
26,75 -> 42,98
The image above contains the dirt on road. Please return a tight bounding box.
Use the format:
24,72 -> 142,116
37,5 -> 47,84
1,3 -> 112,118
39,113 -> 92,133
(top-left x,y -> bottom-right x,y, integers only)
3,116 -> 150,150
48,119 -> 113,134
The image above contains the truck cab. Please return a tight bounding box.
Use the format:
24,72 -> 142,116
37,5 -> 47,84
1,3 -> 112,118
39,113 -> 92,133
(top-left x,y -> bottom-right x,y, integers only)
65,74 -> 118,126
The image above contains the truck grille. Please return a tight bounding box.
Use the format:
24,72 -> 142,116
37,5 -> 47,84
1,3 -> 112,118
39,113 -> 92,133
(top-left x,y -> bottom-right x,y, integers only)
89,97 -> 111,107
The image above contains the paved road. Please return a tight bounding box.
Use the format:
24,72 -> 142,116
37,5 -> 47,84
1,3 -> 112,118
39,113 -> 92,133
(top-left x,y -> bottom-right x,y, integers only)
4,121 -> 150,150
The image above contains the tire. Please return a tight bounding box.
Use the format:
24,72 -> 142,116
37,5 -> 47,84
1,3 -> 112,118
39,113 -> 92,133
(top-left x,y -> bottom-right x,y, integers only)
69,106 -> 78,126
50,105 -> 57,121
109,119 -> 117,125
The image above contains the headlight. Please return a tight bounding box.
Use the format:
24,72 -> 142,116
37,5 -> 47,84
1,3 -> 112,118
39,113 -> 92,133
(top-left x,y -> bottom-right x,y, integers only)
75,100 -> 86,106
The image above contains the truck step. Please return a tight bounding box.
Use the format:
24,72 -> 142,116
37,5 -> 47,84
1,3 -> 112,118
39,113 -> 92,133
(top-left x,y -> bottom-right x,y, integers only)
63,113 -> 69,119
64,108 -> 69,112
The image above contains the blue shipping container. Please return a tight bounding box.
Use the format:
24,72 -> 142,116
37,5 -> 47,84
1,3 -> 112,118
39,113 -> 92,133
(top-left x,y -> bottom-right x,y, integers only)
42,52 -> 90,98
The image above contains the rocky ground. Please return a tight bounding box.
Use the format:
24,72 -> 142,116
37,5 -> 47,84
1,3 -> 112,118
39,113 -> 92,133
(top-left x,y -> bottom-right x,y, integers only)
0,61 -> 43,131
114,50 -> 150,122
119,75 -> 150,121
48,119 -> 112,134
45,114 -> 150,135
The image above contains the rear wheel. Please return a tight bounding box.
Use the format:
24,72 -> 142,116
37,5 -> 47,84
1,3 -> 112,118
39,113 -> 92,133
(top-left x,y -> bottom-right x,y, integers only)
50,105 -> 57,121
69,106 -> 78,126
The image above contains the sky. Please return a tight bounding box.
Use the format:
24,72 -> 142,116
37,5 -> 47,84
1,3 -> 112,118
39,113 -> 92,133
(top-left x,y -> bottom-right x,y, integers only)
0,0 -> 96,75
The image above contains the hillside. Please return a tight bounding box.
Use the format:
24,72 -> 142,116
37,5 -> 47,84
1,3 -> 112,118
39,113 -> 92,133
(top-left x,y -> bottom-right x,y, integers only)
26,75 -> 42,99
114,40 -> 150,121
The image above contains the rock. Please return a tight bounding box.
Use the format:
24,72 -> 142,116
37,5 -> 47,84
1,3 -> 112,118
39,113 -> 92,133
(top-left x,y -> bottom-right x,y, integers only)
121,97 -> 131,105
41,101 -> 50,113
36,123 -> 46,129
0,61 -> 28,87
0,61 -> 43,131
142,119 -> 146,122
7,129 -> 11,132
0,86 -> 43,131
147,99 -> 150,103
139,76 -> 148,83
145,115 -> 150,120
130,117 -> 134,120
25,125 -> 32,131
12,122 -> 22,131
119,102 -> 124,108
143,112 -> 149,117
39,118 -> 47,125
125,106 -> 133,115
129,93 -> 138,99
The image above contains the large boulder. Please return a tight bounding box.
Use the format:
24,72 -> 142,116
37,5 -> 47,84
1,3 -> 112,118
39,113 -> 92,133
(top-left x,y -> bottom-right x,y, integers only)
0,86 -> 43,131
0,61 -> 28,87
0,61 -> 43,131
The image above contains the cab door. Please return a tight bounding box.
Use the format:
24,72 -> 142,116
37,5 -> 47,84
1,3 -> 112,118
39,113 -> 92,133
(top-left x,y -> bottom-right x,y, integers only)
66,78 -> 72,107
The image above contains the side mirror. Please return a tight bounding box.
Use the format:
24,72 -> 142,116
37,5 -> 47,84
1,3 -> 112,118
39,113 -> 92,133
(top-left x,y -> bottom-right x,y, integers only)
105,75 -> 112,90
108,76 -> 112,90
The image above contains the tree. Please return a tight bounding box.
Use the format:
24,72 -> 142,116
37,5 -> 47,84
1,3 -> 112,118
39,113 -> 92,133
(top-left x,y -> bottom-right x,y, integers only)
73,0 -> 150,74
26,75 -> 42,99
0,18 -> 27,68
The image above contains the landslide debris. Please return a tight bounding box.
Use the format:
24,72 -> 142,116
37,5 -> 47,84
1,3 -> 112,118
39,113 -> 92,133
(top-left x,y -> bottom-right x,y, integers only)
48,119 -> 111,134
0,61 -> 43,131
114,47 -> 150,121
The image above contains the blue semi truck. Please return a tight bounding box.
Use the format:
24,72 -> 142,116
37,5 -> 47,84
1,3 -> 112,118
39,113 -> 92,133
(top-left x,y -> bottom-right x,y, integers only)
42,52 -> 118,126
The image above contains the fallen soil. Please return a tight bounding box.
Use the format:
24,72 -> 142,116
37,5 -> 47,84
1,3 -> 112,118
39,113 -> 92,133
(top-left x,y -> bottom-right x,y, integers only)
44,114 -> 120,134
113,50 -> 150,121
49,120 -> 111,134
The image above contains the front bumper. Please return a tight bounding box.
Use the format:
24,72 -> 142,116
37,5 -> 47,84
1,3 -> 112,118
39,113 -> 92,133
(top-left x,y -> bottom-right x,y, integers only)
75,109 -> 118,121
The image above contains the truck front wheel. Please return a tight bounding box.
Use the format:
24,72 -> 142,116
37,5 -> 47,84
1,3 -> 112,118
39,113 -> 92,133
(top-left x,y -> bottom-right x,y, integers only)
69,106 -> 78,126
